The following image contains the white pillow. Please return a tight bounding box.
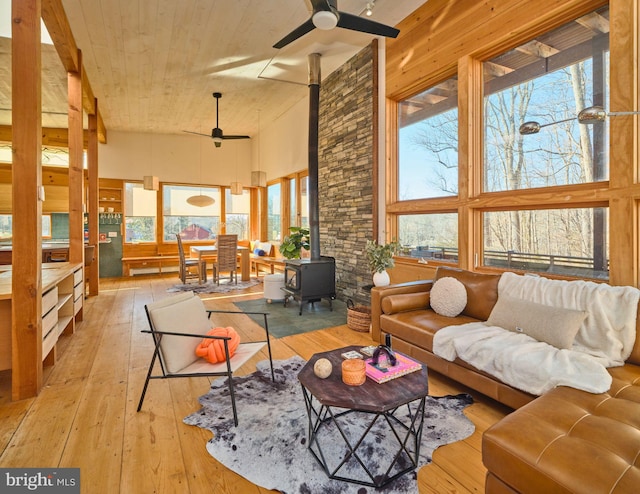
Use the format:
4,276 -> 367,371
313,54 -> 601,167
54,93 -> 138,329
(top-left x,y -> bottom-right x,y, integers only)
147,294 -> 212,373
430,277 -> 467,317
487,294 -> 587,350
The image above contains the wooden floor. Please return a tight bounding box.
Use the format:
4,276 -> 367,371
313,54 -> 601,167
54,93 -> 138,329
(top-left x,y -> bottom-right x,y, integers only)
0,274 -> 510,493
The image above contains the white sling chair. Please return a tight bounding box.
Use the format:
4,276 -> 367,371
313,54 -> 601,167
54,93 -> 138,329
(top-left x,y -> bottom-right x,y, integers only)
137,291 -> 274,426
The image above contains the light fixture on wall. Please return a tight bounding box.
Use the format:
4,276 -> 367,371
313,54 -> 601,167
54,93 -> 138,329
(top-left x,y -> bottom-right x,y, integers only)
251,110 -> 267,187
187,134 -> 215,207
518,117 -> 576,135
578,105 -> 640,124
520,106 -> 640,135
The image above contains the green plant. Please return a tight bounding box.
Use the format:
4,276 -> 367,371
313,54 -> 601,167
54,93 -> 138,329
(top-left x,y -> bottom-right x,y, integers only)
279,227 -> 310,259
365,240 -> 399,273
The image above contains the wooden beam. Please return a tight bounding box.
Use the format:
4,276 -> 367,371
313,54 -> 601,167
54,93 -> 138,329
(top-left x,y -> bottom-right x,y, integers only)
88,101 -> 100,296
576,11 -> 610,33
0,125 -> 101,147
515,39 -> 560,58
12,0 -> 43,400
41,0 -> 108,144
41,0 -> 79,72
68,50 -> 84,268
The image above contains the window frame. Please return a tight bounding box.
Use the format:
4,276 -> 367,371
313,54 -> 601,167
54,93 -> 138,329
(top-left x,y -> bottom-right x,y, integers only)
387,4 -> 616,282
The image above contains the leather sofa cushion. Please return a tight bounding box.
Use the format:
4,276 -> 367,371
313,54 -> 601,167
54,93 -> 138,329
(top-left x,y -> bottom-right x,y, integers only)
381,309 -> 479,352
381,292 -> 430,314
435,266 -> 500,320
483,364 -> 640,494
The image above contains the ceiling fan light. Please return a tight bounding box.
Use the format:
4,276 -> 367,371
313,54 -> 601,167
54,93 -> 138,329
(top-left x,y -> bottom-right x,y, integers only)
213,137 -> 222,148
313,11 -> 338,30
186,195 -> 215,207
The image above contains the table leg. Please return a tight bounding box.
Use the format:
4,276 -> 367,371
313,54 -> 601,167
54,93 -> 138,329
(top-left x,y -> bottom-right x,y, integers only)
240,249 -> 250,281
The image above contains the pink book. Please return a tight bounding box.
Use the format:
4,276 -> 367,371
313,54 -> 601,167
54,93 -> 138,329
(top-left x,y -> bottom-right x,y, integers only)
365,352 -> 423,384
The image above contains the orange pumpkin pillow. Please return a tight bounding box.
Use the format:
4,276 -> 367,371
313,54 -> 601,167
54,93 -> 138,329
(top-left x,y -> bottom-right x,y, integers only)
195,327 -> 241,363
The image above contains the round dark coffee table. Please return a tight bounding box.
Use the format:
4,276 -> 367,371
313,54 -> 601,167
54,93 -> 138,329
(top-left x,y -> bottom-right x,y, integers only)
298,345 -> 429,488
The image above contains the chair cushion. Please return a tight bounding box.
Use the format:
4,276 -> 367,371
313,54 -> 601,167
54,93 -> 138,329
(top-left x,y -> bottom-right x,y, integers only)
195,327 -> 241,363
147,293 -> 212,374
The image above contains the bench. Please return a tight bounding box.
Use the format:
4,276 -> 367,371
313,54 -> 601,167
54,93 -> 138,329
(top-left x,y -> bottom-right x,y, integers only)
251,256 -> 286,277
121,256 -> 180,276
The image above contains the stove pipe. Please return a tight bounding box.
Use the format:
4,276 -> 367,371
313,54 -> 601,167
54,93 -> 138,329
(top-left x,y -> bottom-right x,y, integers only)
308,53 -> 321,261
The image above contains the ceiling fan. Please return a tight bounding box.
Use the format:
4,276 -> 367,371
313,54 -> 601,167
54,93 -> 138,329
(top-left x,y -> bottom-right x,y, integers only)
273,0 -> 400,49
183,92 -> 250,148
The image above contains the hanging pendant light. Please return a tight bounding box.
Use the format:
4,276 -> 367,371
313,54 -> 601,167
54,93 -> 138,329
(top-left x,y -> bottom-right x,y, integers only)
187,135 -> 215,207
230,182 -> 243,195
187,194 -> 215,207
143,134 -> 159,190
251,110 -> 267,187
230,144 -> 243,195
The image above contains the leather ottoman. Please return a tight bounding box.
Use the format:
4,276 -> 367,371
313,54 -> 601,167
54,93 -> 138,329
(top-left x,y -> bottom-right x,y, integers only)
482,365 -> 640,493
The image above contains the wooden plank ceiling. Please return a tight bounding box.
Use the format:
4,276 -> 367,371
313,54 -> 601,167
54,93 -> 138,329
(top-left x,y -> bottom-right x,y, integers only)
0,0 -> 427,142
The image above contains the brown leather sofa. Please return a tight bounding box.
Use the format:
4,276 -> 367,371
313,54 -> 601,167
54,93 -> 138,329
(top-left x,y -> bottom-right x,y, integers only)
371,266 -> 640,493
371,266 -> 535,409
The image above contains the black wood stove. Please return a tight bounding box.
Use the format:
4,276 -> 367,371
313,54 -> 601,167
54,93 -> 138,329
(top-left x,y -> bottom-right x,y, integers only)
283,257 -> 336,315
283,54 -> 336,315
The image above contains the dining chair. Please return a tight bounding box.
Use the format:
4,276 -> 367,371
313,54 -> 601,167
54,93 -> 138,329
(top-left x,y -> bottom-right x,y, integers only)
176,234 -> 207,284
213,234 -> 238,285
137,291 -> 274,426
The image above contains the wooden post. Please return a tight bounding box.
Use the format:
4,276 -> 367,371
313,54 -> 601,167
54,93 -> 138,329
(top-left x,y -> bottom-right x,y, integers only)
68,50 -> 83,270
88,100 -> 100,295
11,0 -> 43,400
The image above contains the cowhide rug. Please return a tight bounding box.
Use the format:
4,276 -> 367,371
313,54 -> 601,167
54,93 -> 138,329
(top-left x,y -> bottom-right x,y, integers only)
167,278 -> 261,294
184,357 -> 475,494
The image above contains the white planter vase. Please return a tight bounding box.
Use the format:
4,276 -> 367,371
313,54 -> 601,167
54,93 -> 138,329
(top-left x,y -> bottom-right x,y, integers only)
373,270 -> 390,287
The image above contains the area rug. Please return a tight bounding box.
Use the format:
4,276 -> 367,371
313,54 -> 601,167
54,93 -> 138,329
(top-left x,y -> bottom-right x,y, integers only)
233,298 -> 347,338
167,278 -> 262,294
184,357 -> 475,494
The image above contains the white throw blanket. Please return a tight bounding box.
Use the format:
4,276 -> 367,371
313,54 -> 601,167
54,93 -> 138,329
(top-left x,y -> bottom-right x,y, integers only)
432,273 -> 640,396
499,272 -> 640,367
433,322 -> 612,395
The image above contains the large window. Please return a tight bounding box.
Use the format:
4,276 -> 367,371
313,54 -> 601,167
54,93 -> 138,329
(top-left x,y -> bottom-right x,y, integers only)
398,213 -> 458,263
224,188 -> 250,239
483,207 -> 609,279
391,5 -> 613,281
124,183 -> 157,243
398,77 -> 459,200
480,7 -> 610,278
162,185 -> 221,241
484,10 -> 609,191
0,215 -> 52,240
267,182 -> 281,241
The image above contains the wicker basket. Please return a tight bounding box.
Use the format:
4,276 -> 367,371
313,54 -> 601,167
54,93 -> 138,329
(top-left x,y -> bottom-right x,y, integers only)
341,358 -> 366,386
347,299 -> 371,333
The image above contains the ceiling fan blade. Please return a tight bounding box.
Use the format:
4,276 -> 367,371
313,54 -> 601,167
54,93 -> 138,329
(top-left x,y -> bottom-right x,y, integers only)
336,12 -> 400,39
183,130 -> 212,137
222,135 -> 250,140
273,18 -> 315,49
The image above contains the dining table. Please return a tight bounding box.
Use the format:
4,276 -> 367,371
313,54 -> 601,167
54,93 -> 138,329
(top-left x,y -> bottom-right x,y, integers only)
189,245 -> 251,281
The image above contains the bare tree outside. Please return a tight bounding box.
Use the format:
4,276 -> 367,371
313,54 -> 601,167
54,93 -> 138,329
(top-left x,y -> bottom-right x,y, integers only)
396,11 -> 610,279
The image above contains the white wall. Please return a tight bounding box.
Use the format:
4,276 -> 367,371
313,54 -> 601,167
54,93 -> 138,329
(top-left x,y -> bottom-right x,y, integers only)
253,96 -> 310,179
97,95 -> 310,186
98,131 -> 253,186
